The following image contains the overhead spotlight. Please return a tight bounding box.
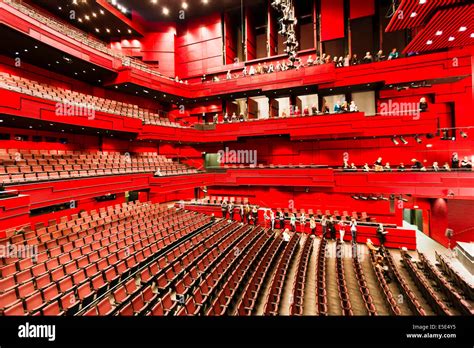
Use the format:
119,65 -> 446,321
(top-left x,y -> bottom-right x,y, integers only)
415,135 -> 422,144
360,196 -> 368,201
369,195 -> 378,201
182,2 -> 188,9
351,195 -> 360,200
392,137 -> 400,145
151,0 -> 157,3
460,131 -> 468,138
202,0 -> 209,3
162,7 -> 169,15
400,136 -> 408,145
459,26 -> 467,32
379,195 -> 389,201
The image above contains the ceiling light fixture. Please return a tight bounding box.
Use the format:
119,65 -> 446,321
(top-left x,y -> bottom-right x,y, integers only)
435,30 -> 442,36
162,7 -> 169,15
459,26 -> 467,32
448,36 -> 455,41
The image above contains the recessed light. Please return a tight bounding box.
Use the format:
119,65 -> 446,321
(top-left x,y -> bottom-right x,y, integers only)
426,40 -> 433,45
182,2 -> 188,9
419,0 -> 426,4
162,7 -> 169,15
471,33 -> 474,38
202,0 -> 208,3
92,12 -> 97,17
410,12 -> 417,17
151,0 -> 157,4
100,10 -> 104,14
459,26 -> 467,32
128,29 -> 132,33
436,30 -> 442,36
448,36 -> 455,41
426,144 -> 433,148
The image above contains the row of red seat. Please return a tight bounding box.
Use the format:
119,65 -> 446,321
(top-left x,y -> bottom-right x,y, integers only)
0,203 -> 211,315
204,226 -> 267,315
435,252 -> 474,300
335,241 -> 353,316
352,247 -> 378,315
384,248 -> 426,315
109,221 -> 249,316
368,248 -> 402,315
263,233 -> 300,315
316,238 -> 328,315
418,252 -> 473,315
289,236 -> 313,315
236,233 -> 284,315
401,250 -> 452,315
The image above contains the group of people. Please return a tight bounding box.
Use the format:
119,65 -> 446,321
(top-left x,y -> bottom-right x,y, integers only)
204,48 -> 401,83
343,154 -> 473,173
220,201 -> 259,225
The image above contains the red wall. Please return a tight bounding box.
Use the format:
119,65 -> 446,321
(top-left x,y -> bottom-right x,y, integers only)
175,13 -> 223,77
321,0 -> 345,41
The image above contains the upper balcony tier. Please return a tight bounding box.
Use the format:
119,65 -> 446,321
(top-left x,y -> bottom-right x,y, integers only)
2,0 -> 472,102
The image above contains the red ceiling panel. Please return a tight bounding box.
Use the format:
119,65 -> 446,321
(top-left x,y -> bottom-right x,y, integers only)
403,4 -> 474,53
385,0 -> 465,32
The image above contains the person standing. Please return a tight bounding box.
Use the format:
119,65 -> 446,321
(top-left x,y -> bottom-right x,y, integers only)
221,200 -> 228,219
376,223 -> 388,246
270,210 -> 276,230
279,211 -> 285,229
228,202 -> 234,221
329,216 -> 336,240
239,205 -> 245,223
245,204 -> 251,223
290,213 -> 296,232
338,219 -> 345,243
252,206 -> 259,225
300,213 -> 306,233
321,215 -> 328,238
350,217 -> 357,243
264,209 -> 270,229
309,216 -> 317,236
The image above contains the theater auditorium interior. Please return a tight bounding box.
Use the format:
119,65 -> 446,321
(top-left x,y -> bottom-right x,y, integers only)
0,0 -> 473,332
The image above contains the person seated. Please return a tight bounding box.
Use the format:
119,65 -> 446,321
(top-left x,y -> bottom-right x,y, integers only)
325,55 -> 332,64
388,48 -> 399,60
213,113 -> 219,124
343,159 -> 350,170
303,106 -> 310,116
311,104 -> 319,115
350,54 -> 360,65
344,54 -> 350,67
334,101 -> 342,113
341,101 -> 349,112
281,62 -> 288,71
267,63 -> 275,73
336,56 -> 343,67
350,163 -> 357,170
460,156 -> 472,169
398,162 -> 406,172
262,62 -> 269,74
223,113 -> 229,123
375,50 -> 385,62
248,65 -> 256,76
332,56 -> 338,66
320,54 -> 327,64
201,74 -> 207,83
363,52 -> 373,63
443,162 -> 451,171
432,161 -> 440,171
175,76 -> 180,82
213,75 -> 220,82
307,55 -> 314,66
256,63 -> 263,75
238,113 -> 245,122
384,162 -> 392,172
293,106 -> 301,116
419,97 -> 428,112
242,67 -> 248,77
231,112 -> 238,122
276,61 -> 282,72
281,109 -> 288,118
411,158 -> 423,170
366,238 -> 379,253
349,101 -> 358,112
226,70 -> 232,80
363,163 -> 370,172
374,157 -> 383,171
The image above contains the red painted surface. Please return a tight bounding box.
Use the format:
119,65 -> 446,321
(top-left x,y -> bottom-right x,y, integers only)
321,0 -> 345,41
175,13 -> 223,77
349,0 -> 375,19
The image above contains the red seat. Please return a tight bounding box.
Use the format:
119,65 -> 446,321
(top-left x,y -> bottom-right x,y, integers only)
97,298 -> 114,315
